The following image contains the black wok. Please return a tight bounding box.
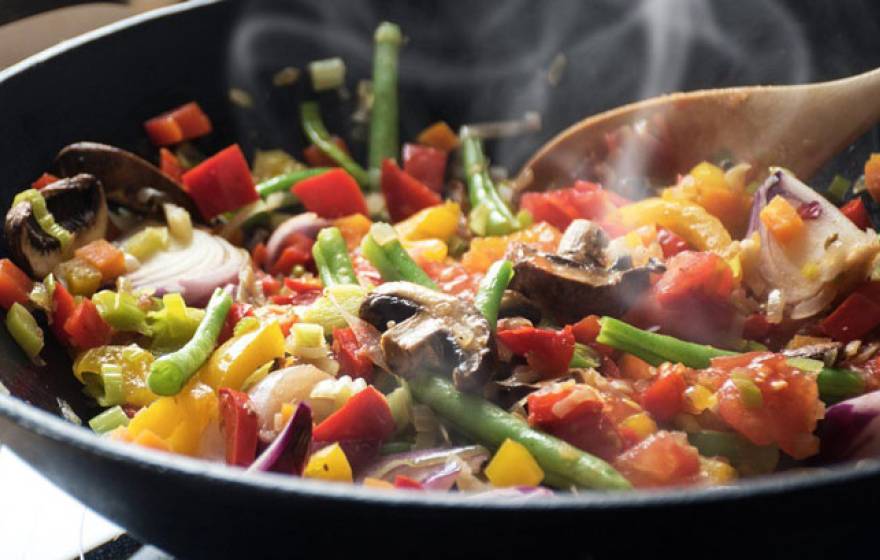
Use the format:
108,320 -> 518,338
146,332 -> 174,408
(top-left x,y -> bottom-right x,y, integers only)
2,1 -> 880,557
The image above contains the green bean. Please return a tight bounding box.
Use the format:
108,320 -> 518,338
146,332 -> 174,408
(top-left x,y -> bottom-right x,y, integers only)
313,227 -> 359,286
368,21 -> 403,191
300,102 -> 369,187
147,288 -> 232,396
361,223 -> 437,289
687,430 -> 779,476
256,168 -> 331,198
474,259 -> 513,329
460,136 -> 519,236
817,368 -> 865,403
408,375 -> 631,490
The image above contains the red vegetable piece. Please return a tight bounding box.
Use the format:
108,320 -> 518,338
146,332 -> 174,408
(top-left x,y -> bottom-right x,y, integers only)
496,325 -> 575,378
821,292 -> 880,343
159,148 -> 183,182
0,258 -> 33,310
380,159 -> 442,223
181,144 -> 259,220
312,386 -> 395,443
270,234 -> 314,276
519,191 -> 577,231
260,274 -> 281,296
219,388 -> 259,467
31,173 -> 60,190
218,303 -> 254,345
144,101 -> 213,146
303,136 -> 350,168
613,431 -> 700,488
63,299 -> 112,349
656,227 -> 690,258
50,281 -> 76,345
640,367 -> 687,421
332,327 -> 374,382
292,168 -> 367,219
402,143 -> 447,192
526,387 -> 621,460
251,243 -> 268,271
393,475 -> 424,490
841,198 -> 871,229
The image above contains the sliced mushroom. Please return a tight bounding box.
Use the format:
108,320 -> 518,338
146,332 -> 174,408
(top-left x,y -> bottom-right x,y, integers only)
359,282 -> 494,392
782,342 -> 841,365
5,174 -> 108,277
497,290 -> 543,325
56,142 -> 199,217
506,219 -> 662,324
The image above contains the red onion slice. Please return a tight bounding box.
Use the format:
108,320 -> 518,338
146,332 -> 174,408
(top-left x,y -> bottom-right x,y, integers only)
248,402 -> 312,475
358,445 -> 489,489
820,389 -> 880,463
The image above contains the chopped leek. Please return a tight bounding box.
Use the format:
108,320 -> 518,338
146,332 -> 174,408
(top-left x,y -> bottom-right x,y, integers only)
88,405 -> 130,434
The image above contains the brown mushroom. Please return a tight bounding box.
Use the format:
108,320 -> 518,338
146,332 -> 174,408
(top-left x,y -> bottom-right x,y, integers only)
507,219 -> 661,324
359,281 -> 494,392
5,174 -> 108,277
56,141 -> 199,217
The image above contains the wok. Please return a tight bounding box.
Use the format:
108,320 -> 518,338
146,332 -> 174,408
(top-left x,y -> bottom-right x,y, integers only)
2,0 -> 880,557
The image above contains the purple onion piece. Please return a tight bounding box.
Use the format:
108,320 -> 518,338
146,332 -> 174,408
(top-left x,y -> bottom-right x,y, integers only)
420,460 -> 462,491
249,402 -> 312,475
820,390 -> 880,463
358,445 -> 490,488
797,200 -> 823,220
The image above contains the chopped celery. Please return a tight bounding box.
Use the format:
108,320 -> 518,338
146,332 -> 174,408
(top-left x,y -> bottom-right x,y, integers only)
123,227 -> 169,261
386,381 -> 413,433
570,342 -> 601,369
233,316 -> 260,337
292,323 -> 325,348
309,57 -> 347,91
5,302 -> 44,360
92,290 -> 149,334
299,284 -> 368,332
88,405 -> 130,434
28,273 -> 56,314
55,257 -> 102,296
13,189 -> 73,249
85,363 -> 124,407
147,293 -> 205,352
827,174 -> 851,204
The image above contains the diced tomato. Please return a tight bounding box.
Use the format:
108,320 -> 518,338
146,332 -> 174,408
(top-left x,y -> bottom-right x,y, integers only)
182,144 -> 259,220
270,278 -> 322,306
841,197 -> 871,229
519,191 -> 575,231
144,101 -> 213,146
380,159 -> 442,222
251,243 -> 268,270
312,386 -> 395,443
0,259 -> 33,310
159,147 -> 184,182
292,168 -> 367,219
613,431 -> 700,488
218,303 -> 254,344
711,353 -> 821,459
640,367 -> 687,421
74,239 -> 126,281
496,325 -> 575,378
332,327 -> 374,382
821,292 -> 880,343
656,227 -> 690,258
50,281 -> 76,345
270,234 -> 314,276
303,136 -> 349,168
218,388 -> 259,467
402,143 -> 447,192
31,173 -> 59,190
527,386 -> 621,460
618,353 -> 654,381
865,154 -> 880,203
655,251 -> 734,307
260,274 -> 281,296
571,315 -> 601,343
284,277 -> 322,293
63,299 -> 112,349
393,475 -> 424,490
520,182 -> 616,231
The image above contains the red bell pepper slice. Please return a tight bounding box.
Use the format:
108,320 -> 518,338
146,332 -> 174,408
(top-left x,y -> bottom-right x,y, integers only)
841,197 -> 871,229
159,147 -> 184,182
260,273 -> 281,296
0,259 -> 33,310
181,144 -> 259,220
292,168 -> 367,219
656,227 -> 690,258
640,369 -> 687,421
63,299 -> 112,349
50,281 -> 76,345
303,136 -> 350,168
332,327 -> 374,382
380,158 -> 442,223
821,291 -> 880,343
312,386 -> 395,443
144,101 -> 213,146
402,143 -> 447,192
520,181 -> 616,231
496,325 -> 575,377
270,234 -> 314,276
219,388 -> 259,467
31,173 -> 60,190
251,242 -> 268,270
393,475 -> 424,490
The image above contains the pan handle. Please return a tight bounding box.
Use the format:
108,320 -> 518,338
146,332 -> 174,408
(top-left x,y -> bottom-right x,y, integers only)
0,1 -> 129,28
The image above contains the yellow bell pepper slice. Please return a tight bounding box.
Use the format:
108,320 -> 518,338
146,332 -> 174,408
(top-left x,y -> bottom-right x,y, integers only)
304,442 -> 353,483
126,380 -> 217,456
202,321 -> 286,390
73,345 -> 158,408
662,162 -> 753,237
619,198 -> 732,253
395,201 -> 461,242
402,238 -> 448,263
484,438 -> 544,487
333,213 -> 373,249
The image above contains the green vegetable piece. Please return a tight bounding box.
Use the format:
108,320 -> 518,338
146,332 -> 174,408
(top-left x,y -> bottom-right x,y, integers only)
233,316 -> 260,337
361,223 -> 437,289
380,441 -> 413,455
474,259 -> 514,329
409,374 -> 632,490
5,302 -> 44,360
147,288 -> 232,396
90,363 -> 125,407
386,381 -> 413,433
570,342 -> 601,369
313,227 -> 359,287
147,293 -> 205,352
13,189 -> 73,249
300,101 -> 369,187
123,227 -> 169,261
461,136 -> 520,236
88,405 -> 130,434
817,368 -> 865,403
730,373 -> 763,408
292,322 -> 325,348
785,357 -> 824,373
255,168 -> 330,198
687,431 -> 779,476
309,57 -> 346,91
300,284 -> 368,332
597,316 -> 734,368
826,174 -> 852,204
92,290 -> 149,334
368,21 -> 403,190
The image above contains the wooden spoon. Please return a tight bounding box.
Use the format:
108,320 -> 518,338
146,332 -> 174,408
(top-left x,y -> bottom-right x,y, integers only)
521,67 -> 880,190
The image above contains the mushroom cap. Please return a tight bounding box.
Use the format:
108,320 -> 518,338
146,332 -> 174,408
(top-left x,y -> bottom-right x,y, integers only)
56,141 -> 199,218
4,174 -> 108,277
359,282 -> 494,392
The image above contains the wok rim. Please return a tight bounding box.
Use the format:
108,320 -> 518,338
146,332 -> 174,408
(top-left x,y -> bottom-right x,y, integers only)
1,0 -> 879,513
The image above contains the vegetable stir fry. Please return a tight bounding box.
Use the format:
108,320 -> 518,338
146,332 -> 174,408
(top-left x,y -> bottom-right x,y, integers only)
7,21 -> 880,496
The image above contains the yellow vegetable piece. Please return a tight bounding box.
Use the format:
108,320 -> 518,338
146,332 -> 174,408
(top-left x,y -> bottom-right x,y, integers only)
202,321 -> 286,390
402,238 -> 448,263
74,345 -> 158,407
760,195 -> 804,245
362,477 -> 395,489
663,161 -> 753,237
619,412 -> 657,441
416,121 -> 459,152
304,442 -> 353,483
126,380 -> 217,456
700,457 -> 737,484
462,222 -> 561,274
619,198 -> 732,253
395,201 -> 461,242
56,257 -> 103,296
333,213 -> 373,249
484,438 -> 544,487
